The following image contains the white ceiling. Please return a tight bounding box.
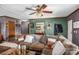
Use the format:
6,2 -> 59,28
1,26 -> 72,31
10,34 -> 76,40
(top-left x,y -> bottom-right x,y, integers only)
0,4 -> 79,20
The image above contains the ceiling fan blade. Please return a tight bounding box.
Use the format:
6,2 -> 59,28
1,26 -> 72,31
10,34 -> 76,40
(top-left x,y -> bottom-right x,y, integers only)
26,8 -> 35,11
40,4 -> 47,9
36,5 -> 40,8
29,12 -> 36,15
43,11 -> 53,13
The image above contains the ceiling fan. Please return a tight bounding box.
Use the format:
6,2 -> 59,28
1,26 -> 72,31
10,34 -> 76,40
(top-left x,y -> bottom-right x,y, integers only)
26,4 -> 53,16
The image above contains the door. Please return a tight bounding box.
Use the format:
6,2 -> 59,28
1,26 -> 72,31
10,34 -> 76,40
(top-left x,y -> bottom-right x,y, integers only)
68,20 -> 72,42
7,21 -> 15,41
73,29 -> 79,46
72,21 -> 79,46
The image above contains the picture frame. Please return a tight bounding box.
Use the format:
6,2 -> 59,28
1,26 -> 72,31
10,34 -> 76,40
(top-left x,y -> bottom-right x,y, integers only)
30,23 -> 34,28
47,23 -> 51,30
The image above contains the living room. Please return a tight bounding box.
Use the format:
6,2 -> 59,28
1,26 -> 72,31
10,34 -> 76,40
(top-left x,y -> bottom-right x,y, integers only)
0,4 -> 79,55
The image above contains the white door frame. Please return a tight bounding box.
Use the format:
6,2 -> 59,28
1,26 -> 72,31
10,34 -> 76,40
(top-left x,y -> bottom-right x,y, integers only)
68,20 -> 72,42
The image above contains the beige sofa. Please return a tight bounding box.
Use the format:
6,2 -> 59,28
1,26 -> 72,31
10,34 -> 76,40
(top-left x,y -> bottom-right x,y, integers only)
0,34 -> 78,55
42,35 -> 79,55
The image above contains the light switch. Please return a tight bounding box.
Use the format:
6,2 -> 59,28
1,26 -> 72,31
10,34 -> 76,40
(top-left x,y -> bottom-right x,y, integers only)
74,30 -> 77,34
74,30 -> 78,34
76,30 -> 77,34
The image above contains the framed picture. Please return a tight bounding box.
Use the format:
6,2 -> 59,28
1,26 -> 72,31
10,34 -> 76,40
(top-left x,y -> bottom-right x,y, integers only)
36,22 -> 44,33
73,21 -> 79,28
47,23 -> 51,30
30,23 -> 34,28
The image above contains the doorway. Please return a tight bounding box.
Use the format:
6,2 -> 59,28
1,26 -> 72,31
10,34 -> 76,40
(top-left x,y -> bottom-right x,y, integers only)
6,21 -> 15,41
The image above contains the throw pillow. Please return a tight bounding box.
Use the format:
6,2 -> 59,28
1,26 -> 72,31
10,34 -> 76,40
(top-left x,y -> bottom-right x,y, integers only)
48,38 -> 56,45
58,35 -> 67,42
24,35 -> 34,43
52,41 -> 66,55
39,35 -> 48,45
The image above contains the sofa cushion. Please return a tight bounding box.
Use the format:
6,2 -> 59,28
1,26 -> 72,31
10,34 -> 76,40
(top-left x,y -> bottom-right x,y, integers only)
26,50 -> 36,55
34,34 -> 43,42
0,46 -> 10,53
29,42 -> 44,51
47,38 -> 56,45
39,35 -> 48,44
0,48 -> 17,55
42,48 -> 53,55
52,41 -> 66,55
0,42 -> 18,48
63,40 -> 78,50
62,40 -> 78,55
58,35 -> 67,42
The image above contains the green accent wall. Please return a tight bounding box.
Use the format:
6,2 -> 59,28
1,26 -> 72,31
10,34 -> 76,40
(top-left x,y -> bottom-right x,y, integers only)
30,17 -> 68,37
